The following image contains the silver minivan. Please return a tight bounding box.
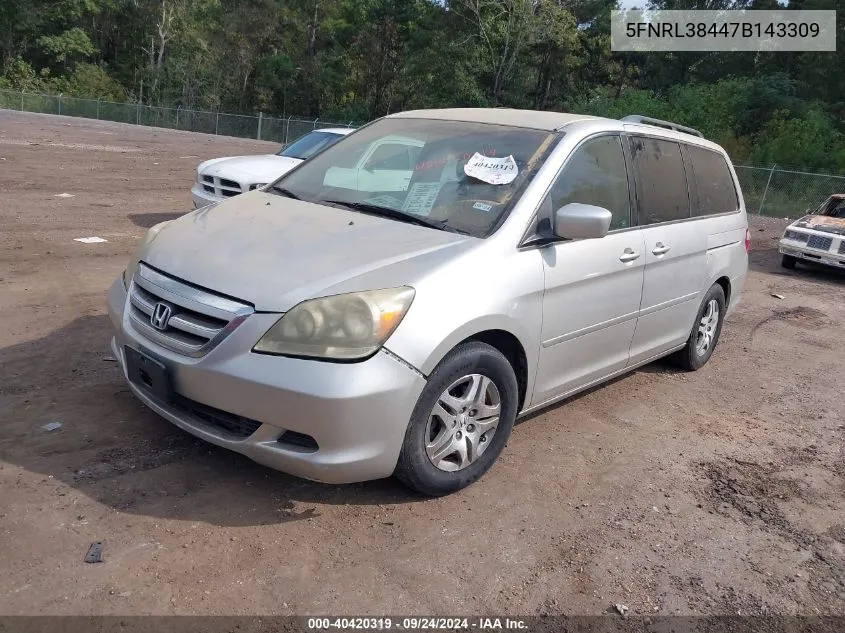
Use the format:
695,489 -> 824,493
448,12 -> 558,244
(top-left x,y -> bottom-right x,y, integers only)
107,109 -> 749,495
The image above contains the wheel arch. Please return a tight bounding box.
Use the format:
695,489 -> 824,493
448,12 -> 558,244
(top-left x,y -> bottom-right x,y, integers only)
714,275 -> 731,307
461,330 -> 529,413
412,318 -> 536,413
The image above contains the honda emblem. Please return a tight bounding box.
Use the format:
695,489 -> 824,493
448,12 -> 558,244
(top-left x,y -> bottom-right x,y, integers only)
150,302 -> 172,331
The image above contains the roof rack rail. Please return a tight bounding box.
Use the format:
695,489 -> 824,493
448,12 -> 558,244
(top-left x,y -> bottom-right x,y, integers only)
621,115 -> 703,138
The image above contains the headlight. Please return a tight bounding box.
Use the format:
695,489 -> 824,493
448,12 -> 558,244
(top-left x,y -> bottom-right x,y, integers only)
784,230 -> 808,243
124,221 -> 168,287
254,287 -> 415,361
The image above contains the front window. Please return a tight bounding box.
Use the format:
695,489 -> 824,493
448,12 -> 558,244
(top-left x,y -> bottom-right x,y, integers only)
269,118 -> 557,237
540,135 -> 631,231
278,131 -> 345,160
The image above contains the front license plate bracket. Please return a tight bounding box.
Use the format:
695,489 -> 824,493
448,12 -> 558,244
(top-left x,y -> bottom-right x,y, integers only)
125,346 -> 172,402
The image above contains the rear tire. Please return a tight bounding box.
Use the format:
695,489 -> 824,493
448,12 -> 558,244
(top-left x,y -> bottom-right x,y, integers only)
781,254 -> 797,269
394,341 -> 518,496
672,284 -> 726,371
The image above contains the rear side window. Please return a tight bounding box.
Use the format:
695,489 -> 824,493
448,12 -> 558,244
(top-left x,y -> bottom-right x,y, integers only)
629,136 -> 690,225
686,145 -> 739,215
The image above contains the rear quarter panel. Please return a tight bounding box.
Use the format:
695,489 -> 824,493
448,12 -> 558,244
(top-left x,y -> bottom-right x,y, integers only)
704,211 -> 748,316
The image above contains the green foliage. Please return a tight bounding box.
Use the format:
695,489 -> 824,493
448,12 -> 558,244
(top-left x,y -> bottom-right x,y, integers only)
37,27 -> 96,64
0,57 -> 48,91
569,87 -> 671,120
54,62 -> 126,100
0,0 -> 842,172
751,107 -> 845,172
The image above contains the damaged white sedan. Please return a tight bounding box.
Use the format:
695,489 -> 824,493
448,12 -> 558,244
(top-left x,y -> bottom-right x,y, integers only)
779,194 -> 845,270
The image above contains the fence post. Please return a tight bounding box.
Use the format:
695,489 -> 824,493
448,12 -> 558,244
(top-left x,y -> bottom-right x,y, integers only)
136,103 -> 141,125
96,98 -> 101,119
176,106 -> 180,129
21,91 -> 24,111
257,111 -> 263,140
758,164 -> 777,215
285,116 -> 291,145
57,94 -> 62,115
215,109 -> 220,135
313,117 -> 319,130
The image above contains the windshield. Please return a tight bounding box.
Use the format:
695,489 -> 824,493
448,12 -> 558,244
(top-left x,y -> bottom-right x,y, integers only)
815,196 -> 845,217
278,131 -> 346,160
269,118 -> 557,237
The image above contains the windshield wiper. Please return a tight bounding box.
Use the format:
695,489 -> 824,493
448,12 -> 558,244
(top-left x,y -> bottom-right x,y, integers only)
320,199 -> 469,234
270,185 -> 301,200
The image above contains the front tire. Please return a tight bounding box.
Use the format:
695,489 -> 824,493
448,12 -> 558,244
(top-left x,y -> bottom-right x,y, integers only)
394,341 -> 518,496
781,254 -> 797,269
672,284 -> 726,371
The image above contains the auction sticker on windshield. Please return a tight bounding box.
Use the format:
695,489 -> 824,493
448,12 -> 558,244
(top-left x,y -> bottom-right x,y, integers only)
464,153 -> 518,185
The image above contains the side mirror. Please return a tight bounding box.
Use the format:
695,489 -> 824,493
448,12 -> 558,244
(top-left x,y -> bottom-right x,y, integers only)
553,203 -> 612,239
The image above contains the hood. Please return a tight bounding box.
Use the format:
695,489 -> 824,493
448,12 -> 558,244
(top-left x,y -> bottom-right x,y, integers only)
793,214 -> 845,236
141,191 -> 473,312
199,155 -> 303,186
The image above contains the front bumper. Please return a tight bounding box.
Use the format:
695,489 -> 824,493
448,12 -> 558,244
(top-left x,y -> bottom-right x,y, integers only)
190,184 -> 222,209
106,277 -> 426,484
779,240 -> 845,269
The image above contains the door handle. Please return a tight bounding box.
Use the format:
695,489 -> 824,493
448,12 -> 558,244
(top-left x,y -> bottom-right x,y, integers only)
652,242 -> 671,256
619,248 -> 640,263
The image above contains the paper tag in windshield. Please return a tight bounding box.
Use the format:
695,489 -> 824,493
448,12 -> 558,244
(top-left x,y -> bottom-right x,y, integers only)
402,182 -> 442,216
464,153 -> 518,185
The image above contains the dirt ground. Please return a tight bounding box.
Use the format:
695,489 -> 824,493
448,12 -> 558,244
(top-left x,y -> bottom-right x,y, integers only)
0,110 -> 843,619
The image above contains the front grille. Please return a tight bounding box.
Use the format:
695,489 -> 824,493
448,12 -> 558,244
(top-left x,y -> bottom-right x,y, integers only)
199,174 -> 243,198
128,263 -> 253,357
171,394 -> 262,439
807,235 -> 833,251
838,240 -> 845,255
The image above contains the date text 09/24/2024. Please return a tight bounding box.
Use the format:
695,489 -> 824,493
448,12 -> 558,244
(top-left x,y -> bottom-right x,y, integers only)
307,617 -> 528,630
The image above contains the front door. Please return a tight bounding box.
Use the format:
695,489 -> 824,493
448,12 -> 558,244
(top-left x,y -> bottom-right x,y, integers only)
532,134 -> 645,406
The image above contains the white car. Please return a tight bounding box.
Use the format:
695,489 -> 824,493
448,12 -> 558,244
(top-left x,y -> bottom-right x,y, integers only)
779,194 -> 845,270
322,134 -> 424,195
191,128 -> 353,208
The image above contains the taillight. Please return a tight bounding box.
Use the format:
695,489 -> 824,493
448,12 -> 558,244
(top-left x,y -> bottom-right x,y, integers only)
744,228 -> 751,253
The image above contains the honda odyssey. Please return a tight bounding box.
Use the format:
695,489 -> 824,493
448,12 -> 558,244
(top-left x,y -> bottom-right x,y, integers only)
108,109 -> 749,496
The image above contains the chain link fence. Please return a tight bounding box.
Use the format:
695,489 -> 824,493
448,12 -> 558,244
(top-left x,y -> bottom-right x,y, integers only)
0,89 -> 357,146
4,89 -> 845,217
734,165 -> 845,218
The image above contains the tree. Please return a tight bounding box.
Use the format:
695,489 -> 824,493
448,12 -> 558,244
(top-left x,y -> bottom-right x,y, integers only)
451,0 -> 538,104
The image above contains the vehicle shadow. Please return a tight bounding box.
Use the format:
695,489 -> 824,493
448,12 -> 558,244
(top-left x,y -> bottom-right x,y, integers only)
0,315 -> 422,528
516,370 -> 643,426
127,211 -> 187,229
